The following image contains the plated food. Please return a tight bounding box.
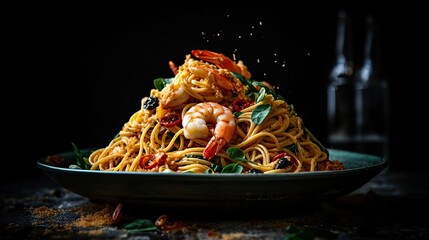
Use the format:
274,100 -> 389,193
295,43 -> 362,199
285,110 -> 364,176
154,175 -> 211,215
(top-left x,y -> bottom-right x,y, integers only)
87,50 -> 344,174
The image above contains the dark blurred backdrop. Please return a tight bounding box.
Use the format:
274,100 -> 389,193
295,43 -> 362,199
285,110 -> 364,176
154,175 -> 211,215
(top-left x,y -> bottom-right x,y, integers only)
5,4 -> 420,181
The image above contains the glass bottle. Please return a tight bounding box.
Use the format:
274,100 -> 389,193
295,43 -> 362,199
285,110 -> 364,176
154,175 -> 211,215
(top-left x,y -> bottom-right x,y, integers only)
327,10 -> 355,151
354,16 -> 390,159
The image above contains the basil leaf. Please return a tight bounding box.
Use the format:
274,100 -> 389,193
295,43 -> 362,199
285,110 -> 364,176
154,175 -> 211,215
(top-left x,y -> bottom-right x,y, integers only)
71,143 -> 90,170
221,163 -> 243,173
256,87 -> 266,103
227,147 -> 246,161
153,77 -> 174,91
247,92 -> 258,101
153,78 -> 166,91
251,81 -> 277,99
210,162 -> 223,173
234,112 -> 243,118
251,104 -> 271,125
232,72 -> 258,92
122,219 -> 157,232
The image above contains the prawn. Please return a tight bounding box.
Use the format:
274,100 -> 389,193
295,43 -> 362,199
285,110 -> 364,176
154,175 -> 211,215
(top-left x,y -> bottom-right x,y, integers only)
182,102 -> 236,160
159,82 -> 191,109
191,50 -> 252,80
186,57 -> 240,93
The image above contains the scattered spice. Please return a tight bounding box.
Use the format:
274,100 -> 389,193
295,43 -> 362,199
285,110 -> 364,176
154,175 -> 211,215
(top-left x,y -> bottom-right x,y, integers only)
30,206 -> 59,217
74,204 -> 113,227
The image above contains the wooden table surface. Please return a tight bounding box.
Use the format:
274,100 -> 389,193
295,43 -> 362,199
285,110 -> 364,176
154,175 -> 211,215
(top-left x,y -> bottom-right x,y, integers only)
1,170 -> 428,239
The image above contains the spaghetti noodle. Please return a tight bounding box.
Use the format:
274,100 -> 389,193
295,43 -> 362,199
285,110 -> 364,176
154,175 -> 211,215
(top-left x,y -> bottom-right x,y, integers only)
88,50 -> 344,173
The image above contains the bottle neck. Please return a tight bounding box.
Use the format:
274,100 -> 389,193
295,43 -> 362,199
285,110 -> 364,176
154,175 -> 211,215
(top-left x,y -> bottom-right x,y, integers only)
356,16 -> 384,85
331,10 -> 354,84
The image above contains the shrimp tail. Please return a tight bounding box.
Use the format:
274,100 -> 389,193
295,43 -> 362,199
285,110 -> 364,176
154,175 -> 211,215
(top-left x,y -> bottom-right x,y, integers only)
203,136 -> 227,160
169,60 -> 178,75
191,50 -> 251,80
191,50 -> 240,73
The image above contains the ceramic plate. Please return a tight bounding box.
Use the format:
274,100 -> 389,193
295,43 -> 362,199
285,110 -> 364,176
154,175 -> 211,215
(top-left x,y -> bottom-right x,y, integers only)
37,149 -> 387,211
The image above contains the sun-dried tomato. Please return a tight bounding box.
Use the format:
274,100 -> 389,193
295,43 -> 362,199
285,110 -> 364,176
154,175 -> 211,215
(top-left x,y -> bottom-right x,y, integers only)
232,98 -> 254,112
140,153 -> 167,170
159,111 -> 181,127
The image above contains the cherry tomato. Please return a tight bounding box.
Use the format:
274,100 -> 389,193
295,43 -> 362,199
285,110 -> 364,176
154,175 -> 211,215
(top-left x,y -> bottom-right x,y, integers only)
160,111 -> 181,127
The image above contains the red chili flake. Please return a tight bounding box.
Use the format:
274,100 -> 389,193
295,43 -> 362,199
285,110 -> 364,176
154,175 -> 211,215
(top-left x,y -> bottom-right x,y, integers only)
112,203 -> 123,224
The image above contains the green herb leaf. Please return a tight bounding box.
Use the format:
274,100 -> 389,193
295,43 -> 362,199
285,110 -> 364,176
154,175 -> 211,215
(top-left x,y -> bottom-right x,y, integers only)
256,87 -> 266,103
232,73 -> 258,92
121,219 -> 157,232
284,225 -> 337,240
247,92 -> 258,101
69,164 -> 82,169
221,163 -> 243,173
234,112 -> 243,118
113,132 -> 120,139
71,143 -> 91,170
227,147 -> 246,161
210,162 -> 223,173
153,77 -> 174,91
251,80 -> 277,99
251,104 -> 271,125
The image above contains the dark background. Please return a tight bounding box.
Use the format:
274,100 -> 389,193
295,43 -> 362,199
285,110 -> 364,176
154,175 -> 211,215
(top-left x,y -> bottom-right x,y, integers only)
5,4 -> 422,182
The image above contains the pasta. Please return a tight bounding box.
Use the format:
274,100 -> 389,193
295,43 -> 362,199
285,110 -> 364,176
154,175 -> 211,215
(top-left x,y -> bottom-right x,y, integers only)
88,50 -> 344,173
